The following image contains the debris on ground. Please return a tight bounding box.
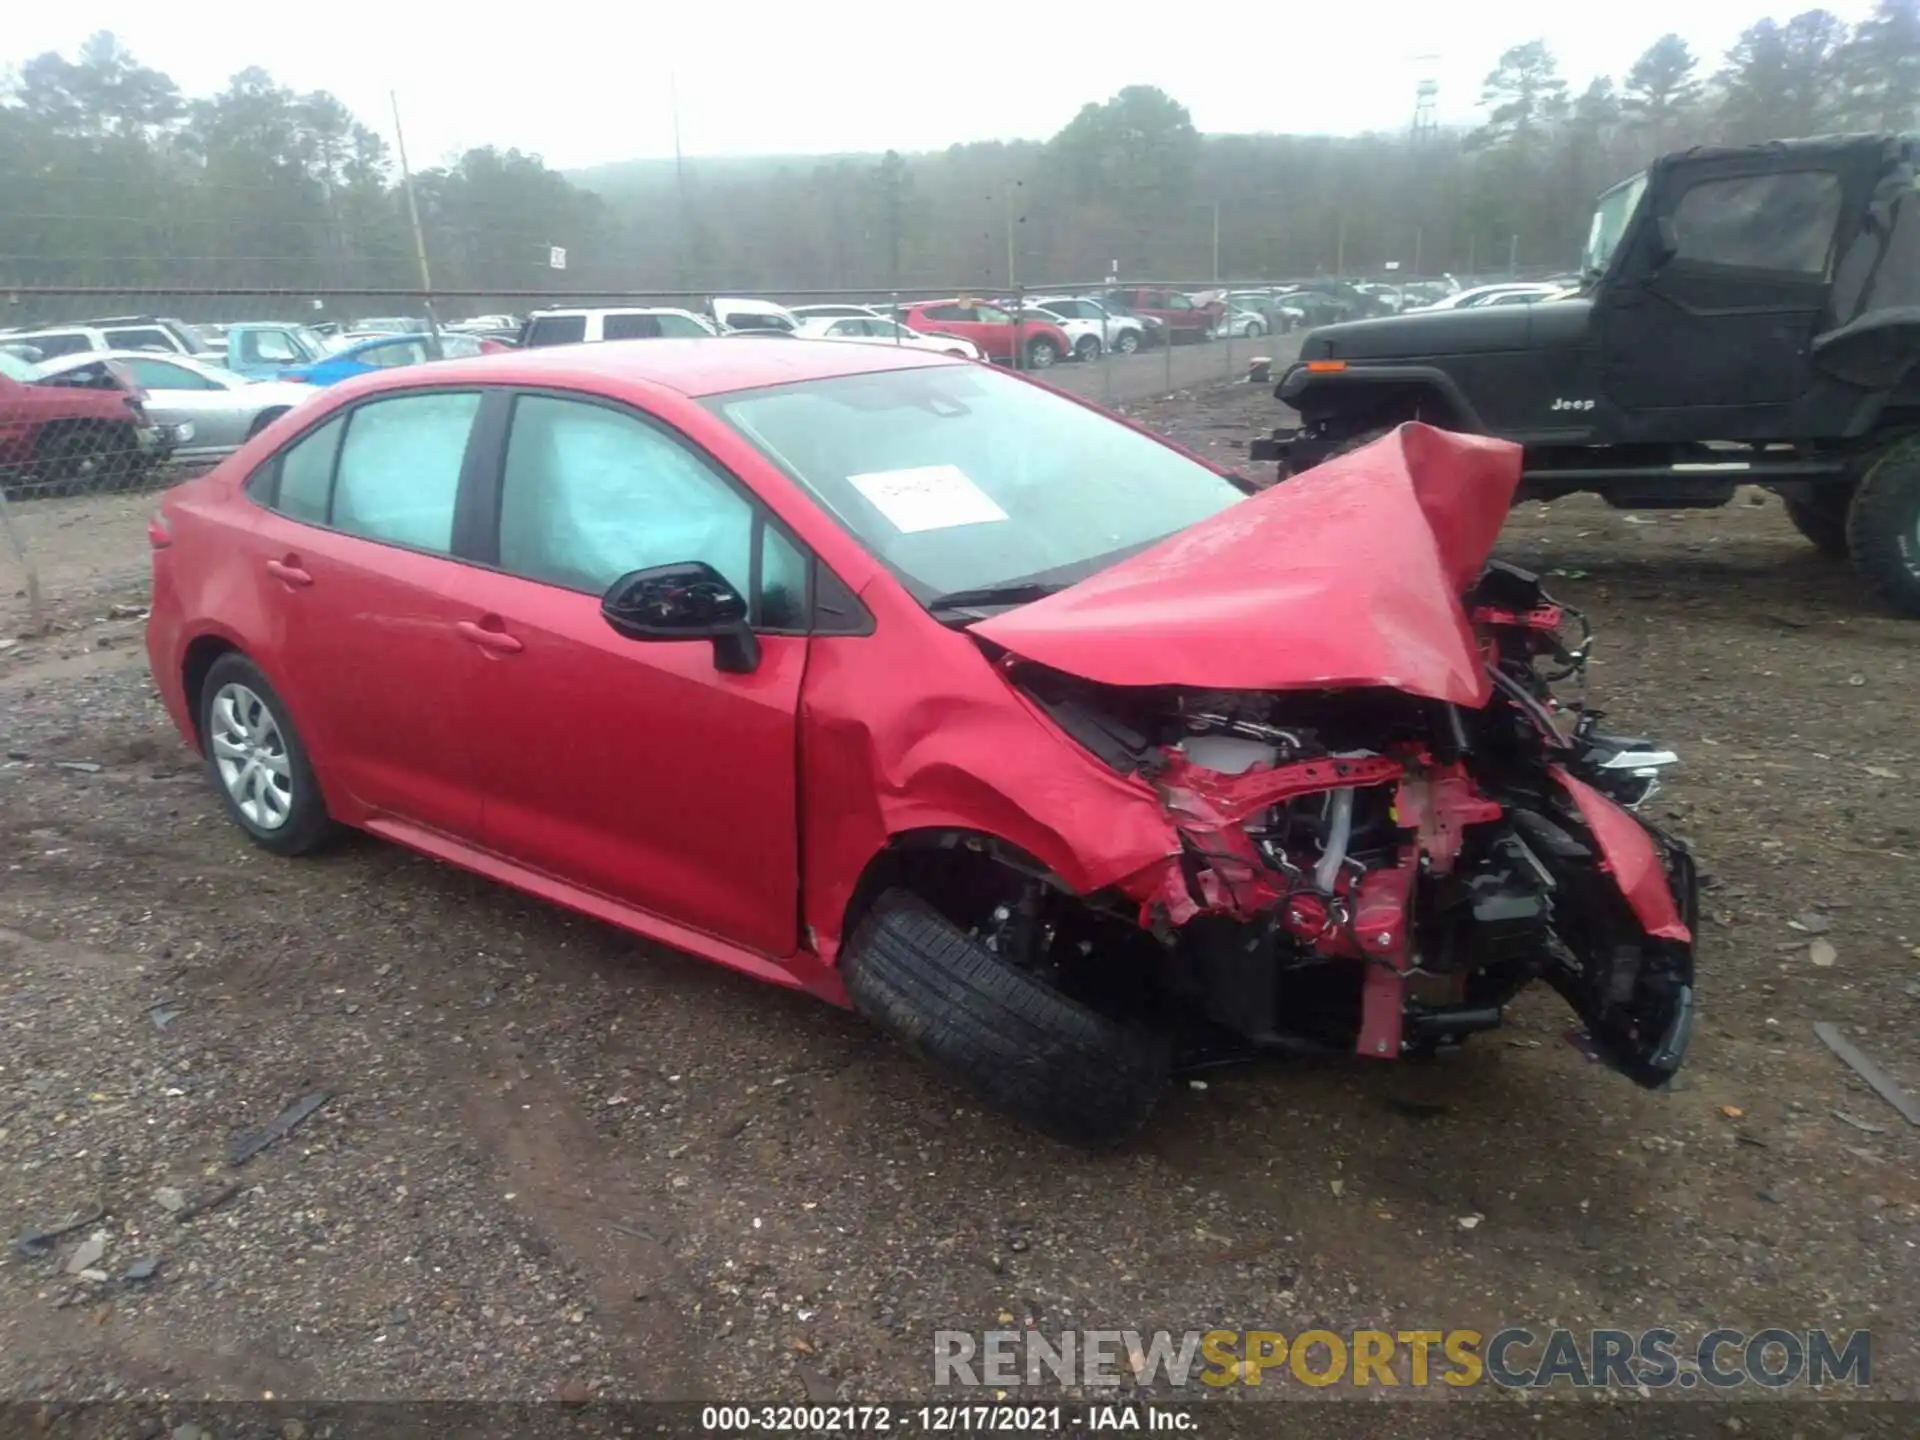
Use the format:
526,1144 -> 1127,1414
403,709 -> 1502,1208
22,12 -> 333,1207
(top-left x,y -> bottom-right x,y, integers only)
63,1232 -> 107,1275
228,1088 -> 334,1166
10,1205 -> 106,1260
122,1256 -> 162,1283
172,1182 -> 243,1224
1814,1022 -> 1920,1126
53,761 -> 102,774
1809,938 -> 1838,968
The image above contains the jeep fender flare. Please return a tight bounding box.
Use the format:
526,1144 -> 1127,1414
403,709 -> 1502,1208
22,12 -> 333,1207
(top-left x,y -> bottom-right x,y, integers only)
1276,363 -> 1490,435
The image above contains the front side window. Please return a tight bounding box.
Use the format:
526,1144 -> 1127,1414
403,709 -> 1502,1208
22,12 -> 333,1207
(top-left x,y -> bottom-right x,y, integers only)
1166,294 -> 1195,310
654,312 -> 713,338
105,327 -> 175,351
242,330 -> 301,364
1583,172 -> 1648,275
975,305 -> 1012,324
24,333 -> 92,359
1670,170 -> 1842,275
708,363 -> 1243,602
921,305 -> 968,322
329,392 -> 480,552
496,395 -> 806,626
124,358 -> 220,391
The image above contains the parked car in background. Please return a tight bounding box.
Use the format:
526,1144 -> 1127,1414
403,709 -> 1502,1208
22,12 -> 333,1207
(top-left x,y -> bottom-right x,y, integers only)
351,316 -> 431,335
1213,303 -> 1270,339
0,346 -> 174,497
900,300 -> 1072,367
795,315 -> 983,359
1409,282 -> 1571,312
0,317 -> 216,362
789,303 -> 889,322
1024,296 -> 1147,356
712,297 -> 802,334
281,332 -> 493,386
1272,289 -> 1363,327
1099,288 -> 1222,343
31,350 -> 316,462
219,323 -> 335,379
519,308 -> 719,348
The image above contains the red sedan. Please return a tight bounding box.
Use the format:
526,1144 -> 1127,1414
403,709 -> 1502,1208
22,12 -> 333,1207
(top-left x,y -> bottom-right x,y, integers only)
146,340 -> 1697,1146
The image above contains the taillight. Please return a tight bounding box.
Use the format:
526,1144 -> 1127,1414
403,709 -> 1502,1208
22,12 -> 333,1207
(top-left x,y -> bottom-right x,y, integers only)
147,512 -> 172,549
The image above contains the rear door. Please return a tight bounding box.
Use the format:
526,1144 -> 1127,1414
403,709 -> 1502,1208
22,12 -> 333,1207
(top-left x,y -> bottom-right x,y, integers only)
242,389 -> 493,838
452,389 -> 809,957
1599,166 -> 1843,422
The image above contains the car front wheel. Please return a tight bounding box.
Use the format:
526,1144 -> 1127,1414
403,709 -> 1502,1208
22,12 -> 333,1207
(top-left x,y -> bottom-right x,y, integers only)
198,652 -> 337,855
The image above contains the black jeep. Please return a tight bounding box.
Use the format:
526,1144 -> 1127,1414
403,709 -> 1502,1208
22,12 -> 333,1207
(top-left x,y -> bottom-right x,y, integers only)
1252,134 -> 1920,614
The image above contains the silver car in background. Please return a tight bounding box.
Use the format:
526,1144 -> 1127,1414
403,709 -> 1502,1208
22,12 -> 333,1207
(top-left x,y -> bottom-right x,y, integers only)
31,350 -> 316,462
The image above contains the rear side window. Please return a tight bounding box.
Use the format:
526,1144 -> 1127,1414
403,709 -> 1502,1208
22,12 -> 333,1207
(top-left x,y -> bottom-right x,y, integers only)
105,327 -> 175,351
524,315 -> 588,347
602,312 -> 663,340
654,313 -> 711,338
23,332 -> 92,359
1671,171 -> 1842,275
331,393 -> 481,553
275,416 -> 345,525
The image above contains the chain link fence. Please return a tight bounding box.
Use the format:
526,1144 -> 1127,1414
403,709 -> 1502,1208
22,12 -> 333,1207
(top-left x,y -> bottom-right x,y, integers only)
0,278 -> 1315,636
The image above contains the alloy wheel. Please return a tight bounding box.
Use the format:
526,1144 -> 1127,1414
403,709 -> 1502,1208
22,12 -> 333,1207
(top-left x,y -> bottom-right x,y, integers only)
209,681 -> 294,829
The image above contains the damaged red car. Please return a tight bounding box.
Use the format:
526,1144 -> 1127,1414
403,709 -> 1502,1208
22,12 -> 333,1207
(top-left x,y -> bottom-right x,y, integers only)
145,340 -> 1697,1146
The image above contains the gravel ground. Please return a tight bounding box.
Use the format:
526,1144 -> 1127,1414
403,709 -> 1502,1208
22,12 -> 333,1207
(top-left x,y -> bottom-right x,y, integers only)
0,378 -> 1916,1424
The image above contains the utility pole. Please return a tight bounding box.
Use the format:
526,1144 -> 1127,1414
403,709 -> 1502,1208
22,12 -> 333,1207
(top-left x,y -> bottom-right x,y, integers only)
669,66 -> 692,288
1336,215 -> 1347,276
1413,226 -> 1423,277
1508,232 -> 1519,277
1211,202 -> 1221,281
1005,180 -> 1022,288
390,91 -> 438,346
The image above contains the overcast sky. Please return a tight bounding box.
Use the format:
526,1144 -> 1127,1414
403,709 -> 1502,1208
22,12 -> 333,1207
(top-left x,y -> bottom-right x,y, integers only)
2,1 -> 1882,171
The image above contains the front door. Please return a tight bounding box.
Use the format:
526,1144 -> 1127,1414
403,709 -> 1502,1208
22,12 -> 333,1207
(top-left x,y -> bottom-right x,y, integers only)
1599,165 -> 1842,423
456,391 -> 808,958
242,390 -> 491,838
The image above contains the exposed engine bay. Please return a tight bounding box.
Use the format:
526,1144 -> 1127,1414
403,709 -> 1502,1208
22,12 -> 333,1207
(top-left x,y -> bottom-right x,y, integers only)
983,560 -> 1697,1086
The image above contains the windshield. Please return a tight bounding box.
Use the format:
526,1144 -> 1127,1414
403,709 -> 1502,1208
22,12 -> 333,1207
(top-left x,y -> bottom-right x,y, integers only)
1584,173 -> 1648,276
0,350 -> 39,382
707,364 -> 1244,601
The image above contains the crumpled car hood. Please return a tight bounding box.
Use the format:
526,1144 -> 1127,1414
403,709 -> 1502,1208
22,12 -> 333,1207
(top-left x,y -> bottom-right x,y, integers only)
973,423 -> 1522,706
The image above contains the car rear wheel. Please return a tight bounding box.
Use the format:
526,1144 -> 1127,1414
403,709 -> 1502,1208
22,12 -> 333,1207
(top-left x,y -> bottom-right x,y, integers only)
198,653 -> 337,856
841,889 -> 1170,1148
1847,436 -> 1920,617
1074,335 -> 1102,362
1025,337 -> 1060,369
1113,330 -> 1140,355
34,423 -> 139,497
1245,319 -> 1267,338
1781,485 -> 1853,558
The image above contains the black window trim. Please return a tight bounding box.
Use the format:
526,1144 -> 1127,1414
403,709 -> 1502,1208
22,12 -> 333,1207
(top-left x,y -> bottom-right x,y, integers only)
471,385 -> 871,638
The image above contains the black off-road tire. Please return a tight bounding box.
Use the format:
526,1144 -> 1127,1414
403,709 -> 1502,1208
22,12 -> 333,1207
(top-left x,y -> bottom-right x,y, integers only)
197,652 -> 339,856
842,889 -> 1171,1148
1781,485 -> 1854,558
1846,436 -> 1920,617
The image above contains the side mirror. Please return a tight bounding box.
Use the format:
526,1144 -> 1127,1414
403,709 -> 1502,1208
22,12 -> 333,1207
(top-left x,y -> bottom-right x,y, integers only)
600,561 -> 761,674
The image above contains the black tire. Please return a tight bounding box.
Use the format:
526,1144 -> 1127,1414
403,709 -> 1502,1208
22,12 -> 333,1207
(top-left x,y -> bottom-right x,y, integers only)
1073,334 -> 1102,362
1846,436 -> 1920,617
1781,486 -> 1853,559
842,889 -> 1171,1148
1025,337 -> 1060,370
247,406 -> 291,438
1113,330 -> 1140,355
1245,319 -> 1266,338
34,422 -> 138,497
197,653 -> 337,856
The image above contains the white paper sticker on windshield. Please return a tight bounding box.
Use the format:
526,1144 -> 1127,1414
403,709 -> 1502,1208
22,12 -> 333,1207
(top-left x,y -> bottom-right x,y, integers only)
848,465 -> 1009,534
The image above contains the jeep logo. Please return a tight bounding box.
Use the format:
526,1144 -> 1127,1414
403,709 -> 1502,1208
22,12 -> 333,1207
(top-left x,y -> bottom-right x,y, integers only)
1551,398 -> 1597,411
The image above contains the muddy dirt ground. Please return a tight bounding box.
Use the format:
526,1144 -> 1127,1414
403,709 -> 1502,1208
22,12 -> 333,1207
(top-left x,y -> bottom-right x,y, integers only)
0,380 -> 1916,1424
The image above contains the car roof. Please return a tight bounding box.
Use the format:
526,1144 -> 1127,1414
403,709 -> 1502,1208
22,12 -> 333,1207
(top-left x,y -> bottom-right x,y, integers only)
529,306 -> 703,317
320,336 -> 957,399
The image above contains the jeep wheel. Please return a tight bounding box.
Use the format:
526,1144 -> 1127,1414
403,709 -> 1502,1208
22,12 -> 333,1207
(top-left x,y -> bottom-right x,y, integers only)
1781,486 -> 1854,559
841,889 -> 1170,1148
1848,436 -> 1920,617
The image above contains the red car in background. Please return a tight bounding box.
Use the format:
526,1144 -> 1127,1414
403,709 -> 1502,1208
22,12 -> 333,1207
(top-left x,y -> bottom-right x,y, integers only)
1101,287 -> 1224,343
898,299 -> 1073,369
0,347 -> 172,498
144,340 -> 1697,1147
